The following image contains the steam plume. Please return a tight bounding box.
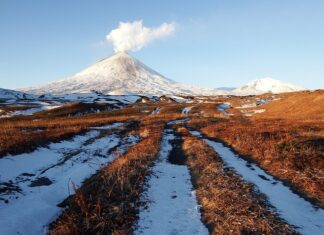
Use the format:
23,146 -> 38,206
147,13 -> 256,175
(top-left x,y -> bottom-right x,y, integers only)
106,20 -> 175,52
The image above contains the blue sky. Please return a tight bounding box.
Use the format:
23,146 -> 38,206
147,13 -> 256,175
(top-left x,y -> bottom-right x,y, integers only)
0,0 -> 323,89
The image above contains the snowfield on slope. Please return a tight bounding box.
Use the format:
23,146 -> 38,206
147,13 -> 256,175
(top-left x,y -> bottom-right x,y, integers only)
135,130 -> 208,235
0,123 -> 139,235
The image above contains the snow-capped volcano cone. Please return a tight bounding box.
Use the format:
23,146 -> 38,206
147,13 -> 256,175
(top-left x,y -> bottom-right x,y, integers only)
21,52 -> 215,96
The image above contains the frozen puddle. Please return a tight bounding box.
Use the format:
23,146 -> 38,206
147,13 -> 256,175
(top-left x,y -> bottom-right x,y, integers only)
135,130 -> 208,235
217,103 -> 231,116
191,130 -> 324,235
0,123 -> 139,235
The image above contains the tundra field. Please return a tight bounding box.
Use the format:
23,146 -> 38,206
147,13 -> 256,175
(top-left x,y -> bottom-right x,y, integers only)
0,90 -> 323,235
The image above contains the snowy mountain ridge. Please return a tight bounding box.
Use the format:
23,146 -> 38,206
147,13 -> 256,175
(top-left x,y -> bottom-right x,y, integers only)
234,77 -> 304,95
0,88 -> 35,100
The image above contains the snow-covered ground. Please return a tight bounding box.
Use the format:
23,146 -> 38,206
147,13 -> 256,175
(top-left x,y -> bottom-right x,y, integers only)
135,130 -> 208,235
0,123 -> 139,235
190,131 -> 324,235
182,106 -> 194,115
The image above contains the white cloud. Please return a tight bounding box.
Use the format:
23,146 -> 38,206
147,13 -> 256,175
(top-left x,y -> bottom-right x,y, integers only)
106,20 -> 175,52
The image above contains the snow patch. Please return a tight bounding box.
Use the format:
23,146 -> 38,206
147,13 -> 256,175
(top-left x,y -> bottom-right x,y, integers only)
241,109 -> 266,116
90,122 -> 123,130
182,106 -> 194,115
135,131 -> 208,235
0,105 -> 61,118
150,107 -> 161,115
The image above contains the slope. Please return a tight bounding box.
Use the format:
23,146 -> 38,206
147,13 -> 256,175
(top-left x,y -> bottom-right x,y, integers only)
22,52 -> 217,96
254,90 -> 324,120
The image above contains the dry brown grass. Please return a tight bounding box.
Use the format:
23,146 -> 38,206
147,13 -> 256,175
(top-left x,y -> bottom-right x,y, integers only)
182,133 -> 297,234
1,91 -> 322,234
187,91 -> 324,207
189,117 -> 324,207
0,99 -> 187,158
35,102 -> 118,118
157,103 -> 188,115
190,103 -> 224,117
0,106 -> 150,157
49,121 -> 164,235
255,90 -> 324,120
0,116 -> 131,157
0,104 -> 35,114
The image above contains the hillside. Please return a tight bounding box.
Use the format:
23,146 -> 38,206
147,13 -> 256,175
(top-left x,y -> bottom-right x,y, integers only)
254,90 -> 324,120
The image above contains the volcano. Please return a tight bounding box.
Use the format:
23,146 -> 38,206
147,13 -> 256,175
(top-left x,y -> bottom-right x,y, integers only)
23,52 -> 216,96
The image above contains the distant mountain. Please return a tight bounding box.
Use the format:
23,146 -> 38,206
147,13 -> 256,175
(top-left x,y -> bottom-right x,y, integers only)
216,87 -> 236,92
0,88 -> 35,100
234,78 -> 304,95
22,52 -> 220,96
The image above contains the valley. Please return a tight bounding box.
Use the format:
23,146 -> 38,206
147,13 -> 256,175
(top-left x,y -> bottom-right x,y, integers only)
0,90 -> 323,234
